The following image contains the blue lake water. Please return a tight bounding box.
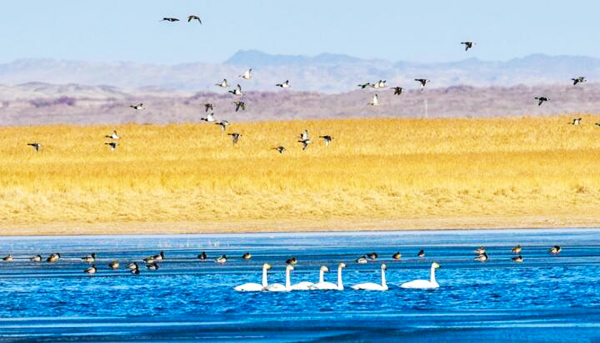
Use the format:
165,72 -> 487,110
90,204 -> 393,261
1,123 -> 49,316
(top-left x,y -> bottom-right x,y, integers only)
0,228 -> 599,342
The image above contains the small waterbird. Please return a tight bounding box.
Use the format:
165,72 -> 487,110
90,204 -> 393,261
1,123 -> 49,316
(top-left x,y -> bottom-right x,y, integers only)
392,252 -> 402,260
368,94 -> 380,106
130,103 -> 144,110
204,103 -> 214,112
595,122 -> 600,127
131,267 -> 140,275
367,253 -> 378,261
571,118 -> 582,125
215,79 -> 228,88
28,143 -> 42,152
273,146 -> 286,154
2,255 -> 13,262
376,80 -> 387,88
84,265 -> 97,275
216,120 -> 230,131
276,80 -> 291,88
415,79 -> 430,89
474,246 -> 486,255
512,255 -> 524,263
535,97 -> 549,106
417,249 -> 425,258
228,133 -> 242,144
81,253 -> 96,263
187,15 -> 202,24
239,69 -> 252,80
105,142 -> 118,151
30,255 -> 42,262
242,252 -> 252,260
201,112 -> 215,122
393,87 -> 403,95
572,76 -> 586,85
358,83 -> 372,89
298,138 -> 311,150
548,246 -> 561,254
233,101 -> 246,112
47,253 -> 61,263
216,255 -> 227,264
105,130 -> 120,140
461,41 -> 475,51
319,135 -> 333,146
161,17 -> 179,22
127,262 -> 139,270
474,252 -> 488,262
286,257 -> 298,265
229,84 -> 243,96
108,261 -> 119,269
144,251 -> 165,263
197,252 -> 208,260
511,245 -> 522,254
146,262 -> 159,270
356,256 -> 368,264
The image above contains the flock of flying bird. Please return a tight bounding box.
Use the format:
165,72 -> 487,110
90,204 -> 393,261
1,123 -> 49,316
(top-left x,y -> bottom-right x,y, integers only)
0,244 -> 564,291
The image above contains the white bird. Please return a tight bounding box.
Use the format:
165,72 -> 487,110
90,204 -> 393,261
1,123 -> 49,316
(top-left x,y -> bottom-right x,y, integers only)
201,113 -> 215,122
291,266 -> 329,291
265,265 -> 294,292
299,130 -> 309,141
400,262 -> 441,289
276,80 -> 291,88
215,120 -> 229,131
130,103 -> 144,110
310,263 -> 346,290
239,69 -> 253,80
474,246 -> 486,255
105,130 -> 120,140
105,142 -> 118,151
215,79 -> 229,88
571,118 -> 582,126
84,265 -> 97,275
229,84 -> 243,96
298,139 -> 311,150
352,264 -> 388,291
415,79 -> 430,89
234,263 -> 272,292
368,94 -> 380,106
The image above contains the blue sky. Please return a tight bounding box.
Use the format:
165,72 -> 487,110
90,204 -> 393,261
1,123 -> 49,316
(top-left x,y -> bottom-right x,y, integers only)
2,0 -> 598,64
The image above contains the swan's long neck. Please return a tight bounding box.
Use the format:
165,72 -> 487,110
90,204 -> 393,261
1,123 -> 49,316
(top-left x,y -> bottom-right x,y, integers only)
381,269 -> 387,288
285,268 -> 292,290
337,267 -> 344,290
262,266 -> 268,287
319,269 -> 325,283
430,266 -> 436,284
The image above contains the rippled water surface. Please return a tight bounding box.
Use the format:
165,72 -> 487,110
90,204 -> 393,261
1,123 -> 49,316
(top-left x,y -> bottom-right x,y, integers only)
0,228 -> 599,342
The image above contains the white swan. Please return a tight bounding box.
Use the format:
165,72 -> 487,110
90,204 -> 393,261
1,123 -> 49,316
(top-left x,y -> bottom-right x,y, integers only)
310,263 -> 346,290
400,262 -> 440,289
351,264 -> 388,291
291,266 -> 328,290
234,263 -> 271,292
265,265 -> 294,292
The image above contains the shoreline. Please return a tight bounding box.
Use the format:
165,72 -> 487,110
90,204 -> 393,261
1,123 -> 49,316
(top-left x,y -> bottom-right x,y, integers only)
2,215 -> 599,236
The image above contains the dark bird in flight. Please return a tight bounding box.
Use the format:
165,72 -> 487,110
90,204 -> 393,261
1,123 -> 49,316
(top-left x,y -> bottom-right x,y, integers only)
572,118 -> 582,126
319,135 -> 333,146
392,87 -> 403,95
201,112 -> 215,122
228,133 -> 242,144
105,142 -> 118,151
229,84 -> 243,96
233,101 -> 246,112
461,41 -> 475,51
572,76 -> 586,85
161,17 -> 180,22
358,83 -> 372,89
187,15 -> 202,24
28,143 -> 42,152
273,146 -> 286,154
205,103 -> 214,112
535,97 -> 549,106
415,79 -> 430,89
215,120 -> 229,131
298,139 -> 311,150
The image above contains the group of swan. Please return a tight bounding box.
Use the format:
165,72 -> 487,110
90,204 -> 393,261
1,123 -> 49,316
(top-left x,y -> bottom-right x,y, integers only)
234,262 -> 440,292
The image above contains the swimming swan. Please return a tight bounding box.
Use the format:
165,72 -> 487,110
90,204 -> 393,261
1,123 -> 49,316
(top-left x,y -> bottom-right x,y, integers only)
291,266 -> 329,290
400,262 -> 440,289
234,263 -> 272,292
351,264 -> 388,291
310,263 -> 346,290
265,265 -> 294,292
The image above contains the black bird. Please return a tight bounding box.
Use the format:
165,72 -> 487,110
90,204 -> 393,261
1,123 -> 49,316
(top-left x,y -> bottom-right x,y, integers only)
392,252 -> 402,260
205,103 -> 214,112
415,79 -> 430,89
108,261 -> 119,269
273,146 -> 286,154
242,252 -> 252,260
572,77 -> 586,85
215,120 -> 230,131
355,256 -> 368,264
143,251 -> 165,263
417,249 -> 425,258
461,41 -> 475,51
595,122 -> 600,127
197,251 -> 208,260
233,101 -> 246,112
548,246 -> 561,254
131,268 -> 140,275
81,253 -> 96,263
367,252 -> 378,260
511,255 -> 523,263
105,142 -> 118,151
187,15 -> 202,24
28,143 -> 42,152
286,257 -> 297,265
2,255 -> 13,262
392,87 -> 403,95
47,253 -> 61,263
161,17 -> 180,22
358,83 -> 372,89
319,135 -> 333,146
535,97 -> 549,106
228,133 -> 242,144
298,139 -> 311,150
475,252 -> 488,262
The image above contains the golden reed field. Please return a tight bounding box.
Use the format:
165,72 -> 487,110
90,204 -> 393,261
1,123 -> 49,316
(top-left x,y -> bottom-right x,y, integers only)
2,115 -> 600,235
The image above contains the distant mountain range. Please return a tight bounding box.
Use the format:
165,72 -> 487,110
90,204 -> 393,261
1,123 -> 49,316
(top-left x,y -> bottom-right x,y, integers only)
1,50 -> 600,93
